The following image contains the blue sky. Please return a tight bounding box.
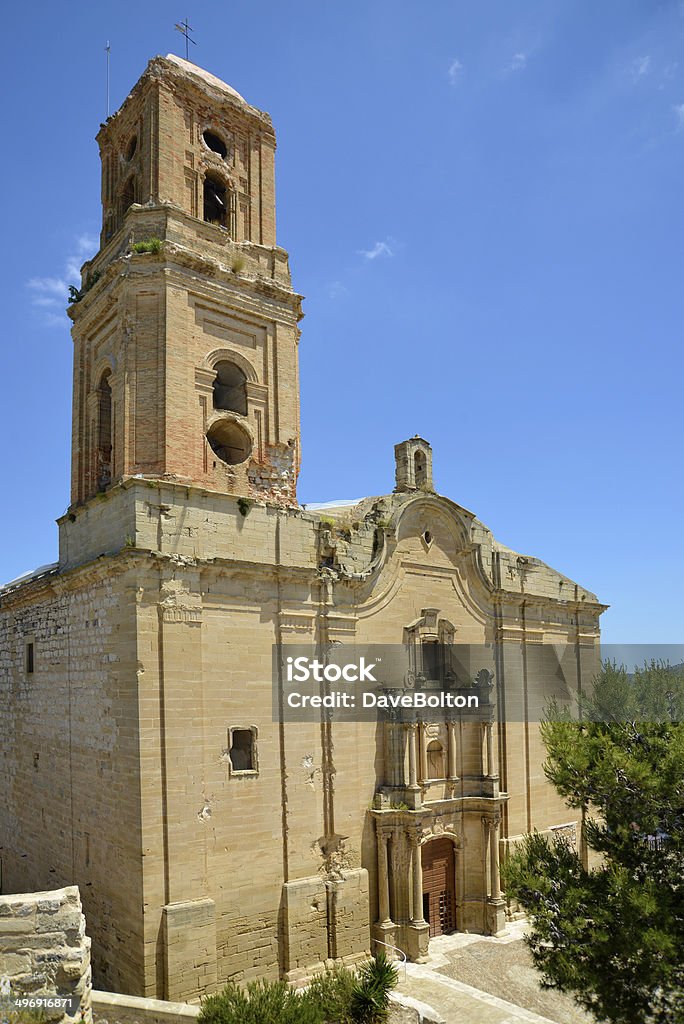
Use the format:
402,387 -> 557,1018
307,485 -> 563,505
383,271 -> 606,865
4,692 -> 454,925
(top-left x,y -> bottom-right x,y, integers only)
1,0 -> 682,643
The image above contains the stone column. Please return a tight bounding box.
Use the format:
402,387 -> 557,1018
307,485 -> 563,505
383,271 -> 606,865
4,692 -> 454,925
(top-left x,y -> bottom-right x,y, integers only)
447,720 -> 459,781
482,816 -> 492,897
482,815 -> 506,935
407,724 -> 419,790
377,831 -> 392,926
406,723 -> 422,808
485,720 -> 495,778
419,723 -> 428,782
489,817 -> 502,900
409,828 -> 426,925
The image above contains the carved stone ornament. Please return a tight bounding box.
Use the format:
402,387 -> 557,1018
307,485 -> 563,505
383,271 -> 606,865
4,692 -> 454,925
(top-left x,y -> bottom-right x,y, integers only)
158,580 -> 202,624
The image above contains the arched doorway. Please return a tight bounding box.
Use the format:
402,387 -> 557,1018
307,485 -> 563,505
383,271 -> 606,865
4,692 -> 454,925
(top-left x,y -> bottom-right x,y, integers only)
421,838 -> 456,937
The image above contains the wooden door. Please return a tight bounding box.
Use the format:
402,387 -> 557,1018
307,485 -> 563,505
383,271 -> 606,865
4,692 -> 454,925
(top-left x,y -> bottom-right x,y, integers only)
421,838 -> 455,937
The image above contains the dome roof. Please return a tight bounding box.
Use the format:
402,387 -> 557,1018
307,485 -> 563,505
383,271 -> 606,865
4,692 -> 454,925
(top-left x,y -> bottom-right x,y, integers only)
164,53 -> 247,104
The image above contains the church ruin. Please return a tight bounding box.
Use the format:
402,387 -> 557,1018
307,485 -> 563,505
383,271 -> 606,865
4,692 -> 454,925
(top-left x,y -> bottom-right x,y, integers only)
0,55 -> 605,999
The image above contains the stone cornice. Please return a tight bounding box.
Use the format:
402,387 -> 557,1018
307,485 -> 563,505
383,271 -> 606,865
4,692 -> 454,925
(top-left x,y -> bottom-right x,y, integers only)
371,793 -> 509,825
491,590 -> 608,615
60,475 -> 304,522
0,551 -> 135,611
69,240 -> 302,335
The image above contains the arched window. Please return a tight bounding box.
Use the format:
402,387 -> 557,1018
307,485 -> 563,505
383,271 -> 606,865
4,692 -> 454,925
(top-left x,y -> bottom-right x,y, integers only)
212,361 -> 247,415
96,370 -> 112,492
204,173 -> 227,226
427,741 -> 445,780
414,450 -> 427,486
120,176 -> 135,218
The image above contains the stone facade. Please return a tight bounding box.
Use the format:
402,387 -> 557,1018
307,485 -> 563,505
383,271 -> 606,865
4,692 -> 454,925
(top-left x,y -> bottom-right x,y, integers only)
0,886 -> 92,1023
0,55 -> 605,1000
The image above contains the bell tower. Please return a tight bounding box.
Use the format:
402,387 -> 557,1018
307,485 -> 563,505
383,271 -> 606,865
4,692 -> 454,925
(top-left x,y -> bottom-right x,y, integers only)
68,55 -> 303,507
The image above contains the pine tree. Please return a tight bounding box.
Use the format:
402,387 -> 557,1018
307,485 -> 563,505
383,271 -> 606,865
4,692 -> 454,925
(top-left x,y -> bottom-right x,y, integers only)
503,662 -> 684,1024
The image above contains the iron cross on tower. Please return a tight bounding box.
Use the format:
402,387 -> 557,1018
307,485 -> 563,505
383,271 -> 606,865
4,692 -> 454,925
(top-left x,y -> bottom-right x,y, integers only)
174,18 -> 196,60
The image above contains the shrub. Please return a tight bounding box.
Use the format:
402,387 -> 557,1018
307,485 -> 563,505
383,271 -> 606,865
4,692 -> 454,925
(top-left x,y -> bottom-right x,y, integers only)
131,238 -> 162,254
307,964 -> 356,1022
3,1009 -> 46,1024
198,954 -> 398,1024
349,953 -> 398,1023
199,978 -> 323,1024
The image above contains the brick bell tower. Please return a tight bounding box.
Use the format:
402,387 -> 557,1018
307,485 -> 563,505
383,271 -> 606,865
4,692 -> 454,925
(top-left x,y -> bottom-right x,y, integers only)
68,54 -> 303,508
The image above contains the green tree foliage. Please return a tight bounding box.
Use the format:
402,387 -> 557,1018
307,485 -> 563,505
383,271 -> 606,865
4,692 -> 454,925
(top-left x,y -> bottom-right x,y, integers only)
503,662 -> 684,1024
197,952 -> 398,1024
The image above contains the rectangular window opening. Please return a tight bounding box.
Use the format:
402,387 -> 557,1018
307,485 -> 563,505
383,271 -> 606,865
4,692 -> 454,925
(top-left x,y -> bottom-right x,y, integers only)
422,640 -> 442,681
25,642 -> 34,675
229,727 -> 258,774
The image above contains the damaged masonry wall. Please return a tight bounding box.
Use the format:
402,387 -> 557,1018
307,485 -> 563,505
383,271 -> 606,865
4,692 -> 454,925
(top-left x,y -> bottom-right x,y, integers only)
0,886 -> 92,1024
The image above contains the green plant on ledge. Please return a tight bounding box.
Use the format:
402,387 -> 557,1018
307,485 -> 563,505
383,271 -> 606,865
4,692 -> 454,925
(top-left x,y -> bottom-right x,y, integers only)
68,270 -> 101,304
237,497 -> 252,517
131,238 -> 162,255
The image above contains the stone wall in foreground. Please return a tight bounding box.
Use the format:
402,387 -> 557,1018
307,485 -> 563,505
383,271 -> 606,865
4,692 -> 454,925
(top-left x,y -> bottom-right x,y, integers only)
0,886 -> 92,1023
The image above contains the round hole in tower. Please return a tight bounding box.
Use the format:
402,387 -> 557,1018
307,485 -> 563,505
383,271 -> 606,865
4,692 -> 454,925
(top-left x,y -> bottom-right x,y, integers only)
125,135 -> 137,161
203,130 -> 228,159
206,420 -> 252,466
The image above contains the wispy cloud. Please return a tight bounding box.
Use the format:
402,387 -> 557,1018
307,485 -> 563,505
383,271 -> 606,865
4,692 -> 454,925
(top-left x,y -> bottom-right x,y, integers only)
631,55 -> 651,81
447,58 -> 464,86
328,280 -> 348,299
658,61 -> 679,90
26,234 -> 97,326
358,239 -> 394,261
327,236 -> 397,298
674,102 -> 684,129
505,52 -> 528,74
